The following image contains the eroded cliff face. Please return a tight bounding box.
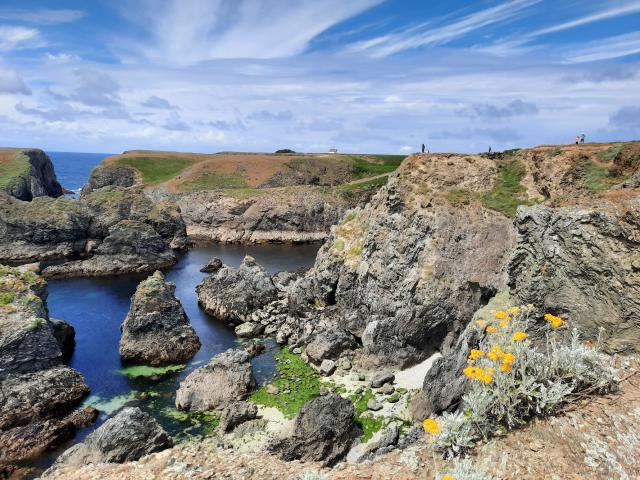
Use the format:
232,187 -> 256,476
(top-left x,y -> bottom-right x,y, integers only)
0,149 -> 63,201
289,154 -> 518,367
0,185 -> 187,278
177,189 -> 353,243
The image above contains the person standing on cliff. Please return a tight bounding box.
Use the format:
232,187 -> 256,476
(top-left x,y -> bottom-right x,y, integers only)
580,133 -> 585,144
575,135 -> 580,145
422,143 -> 426,153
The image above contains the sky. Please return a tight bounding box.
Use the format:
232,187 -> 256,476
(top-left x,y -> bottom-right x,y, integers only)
0,0 -> 639,154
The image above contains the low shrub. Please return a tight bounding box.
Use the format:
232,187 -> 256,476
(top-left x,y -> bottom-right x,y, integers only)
424,306 -> 615,458
436,459 -> 494,480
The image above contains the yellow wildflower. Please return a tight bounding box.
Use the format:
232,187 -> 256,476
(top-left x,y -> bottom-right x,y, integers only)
495,310 -> 510,320
481,369 -> 494,384
502,353 -> 516,365
423,418 -> 441,435
513,331 -> 528,342
486,325 -> 497,334
500,363 -> 513,372
442,476 -> 456,480
468,349 -> 484,361
487,346 -> 504,361
499,320 -> 509,328
544,313 -> 565,328
508,306 -> 521,315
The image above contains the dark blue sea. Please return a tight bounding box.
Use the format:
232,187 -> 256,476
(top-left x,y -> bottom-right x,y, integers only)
30,152 -> 321,472
46,151 -> 113,193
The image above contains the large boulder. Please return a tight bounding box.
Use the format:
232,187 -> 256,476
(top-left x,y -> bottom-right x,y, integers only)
509,199 -> 640,353
196,256 -> 278,326
81,164 -> 137,195
119,271 -> 200,365
305,329 -> 357,365
50,319 -> 76,363
49,407 -> 173,469
1,149 -> 63,201
270,395 -> 360,466
175,348 -> 256,412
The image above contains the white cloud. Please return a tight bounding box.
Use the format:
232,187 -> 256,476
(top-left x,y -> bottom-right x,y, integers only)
0,26 -> 42,52
0,8 -> 84,25
568,32 -> 640,63
349,0 -> 540,57
45,52 -> 81,64
120,0 -> 383,64
0,70 -> 30,94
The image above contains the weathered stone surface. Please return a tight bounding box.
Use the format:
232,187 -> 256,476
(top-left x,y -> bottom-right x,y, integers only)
366,399 -> 382,411
289,154 -> 517,367
320,359 -> 336,376
50,319 -> 75,363
1,149 -> 63,201
370,373 -> 395,389
509,199 -> 640,353
119,271 -> 200,365
234,322 -> 263,338
49,407 -> 173,470
270,395 -> 360,466
81,164 -> 137,195
196,256 -> 278,326
200,257 -> 222,273
346,424 -> 399,463
305,329 -> 357,365
175,349 -> 256,412
0,185 -> 187,277
219,401 -> 258,432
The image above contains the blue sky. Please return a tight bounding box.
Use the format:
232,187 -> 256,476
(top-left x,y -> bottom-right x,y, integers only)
0,0 -> 638,153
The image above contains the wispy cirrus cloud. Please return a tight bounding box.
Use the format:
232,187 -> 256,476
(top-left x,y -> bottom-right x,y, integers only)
349,0 -> 540,57
121,0 -> 383,65
0,8 -> 85,25
0,26 -> 43,52
568,31 -> 640,63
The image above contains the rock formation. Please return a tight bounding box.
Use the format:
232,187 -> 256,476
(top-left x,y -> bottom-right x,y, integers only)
196,256 -> 278,326
48,407 -> 173,471
81,164 -> 137,195
0,185 -> 187,277
119,270 -> 200,365
0,265 -> 90,472
509,198 -> 640,353
270,395 -> 360,466
175,348 -> 256,412
0,149 -> 63,201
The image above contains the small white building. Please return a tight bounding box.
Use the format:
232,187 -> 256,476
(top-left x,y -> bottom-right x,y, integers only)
329,148 -> 338,154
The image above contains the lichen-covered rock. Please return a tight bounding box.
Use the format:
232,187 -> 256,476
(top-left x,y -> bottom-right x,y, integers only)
289,154 -> 517,367
0,184 -> 187,277
48,407 -> 173,470
81,164 -> 137,195
196,256 -> 278,327
119,271 -> 200,365
175,349 -> 256,412
270,395 -> 360,466
200,257 -> 222,273
509,199 -> 640,353
304,329 -> 357,365
0,149 -> 63,201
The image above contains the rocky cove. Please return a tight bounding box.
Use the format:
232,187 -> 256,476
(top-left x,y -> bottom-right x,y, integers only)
1,143 -> 640,479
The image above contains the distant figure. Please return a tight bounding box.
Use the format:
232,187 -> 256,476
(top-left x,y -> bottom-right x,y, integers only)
580,133 -> 585,144
421,143 -> 425,153
575,135 -> 580,145
488,146 -> 492,154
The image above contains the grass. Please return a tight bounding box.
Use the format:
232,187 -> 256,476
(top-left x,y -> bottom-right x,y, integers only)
350,388 -> 385,442
0,152 -> 30,188
0,292 -> 15,305
115,156 -> 195,184
482,160 -> 532,217
597,144 -> 623,161
29,317 -> 44,331
340,175 -> 389,192
250,347 -> 321,418
350,156 -> 403,178
581,160 -> 626,194
117,364 -> 186,378
446,189 -> 474,207
179,172 -> 248,192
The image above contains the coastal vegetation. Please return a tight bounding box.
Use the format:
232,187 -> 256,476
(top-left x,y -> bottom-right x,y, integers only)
0,150 -> 30,188
481,160 -> 532,217
115,155 -> 195,184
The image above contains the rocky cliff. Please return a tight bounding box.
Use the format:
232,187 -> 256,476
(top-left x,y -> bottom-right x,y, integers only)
0,265 -> 91,475
0,149 -> 63,201
0,185 -> 187,278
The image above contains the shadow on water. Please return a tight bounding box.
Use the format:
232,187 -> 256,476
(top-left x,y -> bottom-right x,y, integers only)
37,242 -> 320,471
